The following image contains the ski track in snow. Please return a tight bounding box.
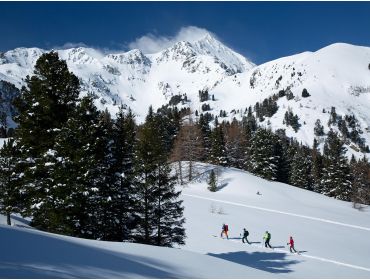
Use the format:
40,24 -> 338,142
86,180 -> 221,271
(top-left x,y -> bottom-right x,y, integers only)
220,237 -> 370,273
183,194 -> 370,232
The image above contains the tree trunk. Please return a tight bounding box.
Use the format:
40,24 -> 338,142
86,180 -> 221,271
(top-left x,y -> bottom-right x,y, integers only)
7,211 -> 11,226
178,161 -> 183,185
189,160 -> 193,181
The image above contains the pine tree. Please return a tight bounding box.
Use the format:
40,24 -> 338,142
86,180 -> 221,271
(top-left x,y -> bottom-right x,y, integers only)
198,113 -> 212,160
246,128 -> 280,180
210,125 -> 228,166
350,156 -> 370,209
0,139 -> 22,225
12,52 -> 80,231
289,145 -> 313,190
48,95 -> 101,237
133,108 -> 185,247
208,169 -> 217,192
328,107 -> 337,126
110,106 -> 137,241
314,119 -> 325,136
321,130 -> 352,200
311,139 -> 323,193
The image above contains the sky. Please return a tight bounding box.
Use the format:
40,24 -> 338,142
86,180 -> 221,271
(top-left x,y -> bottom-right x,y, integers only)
1,1 -> 370,64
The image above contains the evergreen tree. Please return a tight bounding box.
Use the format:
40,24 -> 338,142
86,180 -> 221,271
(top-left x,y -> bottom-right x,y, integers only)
198,113 -> 212,160
289,145 -> 313,190
328,107 -> 337,126
302,88 -> 310,98
110,106 -> 137,241
314,119 -> 325,136
350,156 -> 370,209
210,125 -> 228,166
12,52 -> 80,231
133,108 -> 185,247
0,139 -> 22,225
311,139 -> 323,193
246,128 -> 280,180
321,130 -> 352,200
208,169 -> 217,192
45,95 -> 101,237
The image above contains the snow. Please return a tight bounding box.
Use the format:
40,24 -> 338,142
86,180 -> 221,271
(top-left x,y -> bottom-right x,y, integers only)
0,138 -> 9,148
180,163 -> 370,278
1,37 -> 370,156
1,163 -> 370,278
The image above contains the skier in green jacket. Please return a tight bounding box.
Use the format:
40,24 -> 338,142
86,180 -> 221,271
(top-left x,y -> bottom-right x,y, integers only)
263,231 -> 272,248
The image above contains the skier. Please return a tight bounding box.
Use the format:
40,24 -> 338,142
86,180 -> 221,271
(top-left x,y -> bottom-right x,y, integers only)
242,228 -> 250,244
263,231 -> 272,248
221,223 -> 229,239
287,236 -> 297,253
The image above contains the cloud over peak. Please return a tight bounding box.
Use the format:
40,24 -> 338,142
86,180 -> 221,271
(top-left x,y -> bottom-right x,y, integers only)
128,26 -> 216,54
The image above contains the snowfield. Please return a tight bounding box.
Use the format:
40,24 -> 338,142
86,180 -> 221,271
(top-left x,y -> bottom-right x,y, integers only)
1,163 -> 370,278
1,37 -> 370,158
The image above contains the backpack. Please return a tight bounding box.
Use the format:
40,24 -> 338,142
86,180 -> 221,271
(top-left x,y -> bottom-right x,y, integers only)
244,230 -> 249,237
225,224 -> 229,231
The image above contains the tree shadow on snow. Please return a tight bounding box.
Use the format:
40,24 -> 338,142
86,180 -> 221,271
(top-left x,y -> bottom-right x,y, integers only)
208,251 -> 300,274
0,226 -> 185,278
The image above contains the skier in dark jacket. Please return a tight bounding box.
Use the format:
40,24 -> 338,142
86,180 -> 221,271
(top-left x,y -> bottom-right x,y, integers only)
242,228 -> 250,244
287,236 -> 297,253
263,231 -> 272,248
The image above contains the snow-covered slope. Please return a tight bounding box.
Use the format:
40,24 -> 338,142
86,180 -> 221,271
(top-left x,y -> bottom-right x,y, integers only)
180,163 -> 370,278
0,223 -> 276,278
1,39 -> 370,156
1,163 -> 370,278
211,43 -> 370,157
0,33 -> 254,120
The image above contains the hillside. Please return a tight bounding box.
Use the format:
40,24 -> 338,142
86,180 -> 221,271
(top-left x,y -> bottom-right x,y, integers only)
0,37 -> 370,156
1,164 -> 370,278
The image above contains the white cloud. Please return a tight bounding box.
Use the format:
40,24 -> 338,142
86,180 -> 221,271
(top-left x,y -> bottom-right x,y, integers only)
53,42 -> 89,50
128,26 -> 216,54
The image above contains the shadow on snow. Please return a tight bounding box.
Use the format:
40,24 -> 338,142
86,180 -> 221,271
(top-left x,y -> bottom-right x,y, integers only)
208,250 -> 300,274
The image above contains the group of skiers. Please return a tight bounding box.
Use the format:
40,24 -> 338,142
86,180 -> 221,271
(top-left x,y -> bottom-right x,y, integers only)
221,224 -> 298,253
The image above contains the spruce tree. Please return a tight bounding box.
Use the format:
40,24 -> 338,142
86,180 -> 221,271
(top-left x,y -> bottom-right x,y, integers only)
246,128 -> 280,181
311,139 -> 323,193
208,169 -> 217,192
290,145 -> 313,190
198,114 -> 212,160
49,95 -> 101,237
210,125 -> 228,166
321,130 -> 352,200
314,119 -> 325,136
110,106 -> 137,241
0,139 -> 21,225
350,156 -> 370,208
12,52 -> 80,231
133,108 -> 185,247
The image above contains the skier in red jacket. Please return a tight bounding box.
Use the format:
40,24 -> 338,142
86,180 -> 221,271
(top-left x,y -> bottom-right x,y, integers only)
221,223 -> 229,239
287,236 -> 297,253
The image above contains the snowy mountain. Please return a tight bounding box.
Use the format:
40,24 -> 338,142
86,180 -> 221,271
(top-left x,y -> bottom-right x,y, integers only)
0,35 -> 370,157
1,163 -> 370,278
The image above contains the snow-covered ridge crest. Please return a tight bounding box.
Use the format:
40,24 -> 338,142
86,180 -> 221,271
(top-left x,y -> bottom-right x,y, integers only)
1,40 -> 370,157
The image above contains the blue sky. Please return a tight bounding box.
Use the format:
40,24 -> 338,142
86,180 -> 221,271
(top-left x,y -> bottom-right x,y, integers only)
1,1 -> 370,64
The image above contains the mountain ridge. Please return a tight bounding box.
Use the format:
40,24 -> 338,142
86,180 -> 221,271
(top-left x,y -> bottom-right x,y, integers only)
0,36 -> 370,158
